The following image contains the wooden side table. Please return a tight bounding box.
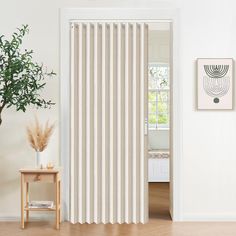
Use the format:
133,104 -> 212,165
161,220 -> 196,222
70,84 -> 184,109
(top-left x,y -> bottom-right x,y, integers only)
19,169 -> 61,229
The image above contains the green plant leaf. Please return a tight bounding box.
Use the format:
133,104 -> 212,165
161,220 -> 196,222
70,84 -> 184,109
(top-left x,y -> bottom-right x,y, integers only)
0,25 -> 55,124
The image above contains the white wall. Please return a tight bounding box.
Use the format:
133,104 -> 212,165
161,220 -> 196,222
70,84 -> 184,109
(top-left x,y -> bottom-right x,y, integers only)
1,0 -> 236,221
177,0 -> 236,220
149,130 -> 169,150
149,29 -> 170,64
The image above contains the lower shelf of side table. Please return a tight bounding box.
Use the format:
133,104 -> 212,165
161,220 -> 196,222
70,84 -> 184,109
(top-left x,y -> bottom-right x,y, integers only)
24,206 -> 59,211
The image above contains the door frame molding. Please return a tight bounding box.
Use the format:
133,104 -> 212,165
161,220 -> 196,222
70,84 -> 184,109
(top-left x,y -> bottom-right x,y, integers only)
60,7 -> 182,222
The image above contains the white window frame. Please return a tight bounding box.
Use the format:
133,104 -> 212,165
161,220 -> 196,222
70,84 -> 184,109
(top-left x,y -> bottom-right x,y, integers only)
148,63 -> 170,130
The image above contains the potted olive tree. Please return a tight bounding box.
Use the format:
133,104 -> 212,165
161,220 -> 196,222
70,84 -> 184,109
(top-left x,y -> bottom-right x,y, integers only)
0,25 -> 55,125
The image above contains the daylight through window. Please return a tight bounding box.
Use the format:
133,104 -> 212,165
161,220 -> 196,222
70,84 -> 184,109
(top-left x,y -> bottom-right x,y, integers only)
148,63 -> 170,129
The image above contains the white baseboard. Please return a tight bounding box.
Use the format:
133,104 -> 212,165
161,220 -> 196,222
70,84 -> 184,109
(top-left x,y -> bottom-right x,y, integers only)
3,214 -> 236,222
182,214 -> 236,222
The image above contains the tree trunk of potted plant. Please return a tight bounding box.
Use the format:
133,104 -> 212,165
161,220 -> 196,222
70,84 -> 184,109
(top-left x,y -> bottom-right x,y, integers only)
0,110 -> 2,126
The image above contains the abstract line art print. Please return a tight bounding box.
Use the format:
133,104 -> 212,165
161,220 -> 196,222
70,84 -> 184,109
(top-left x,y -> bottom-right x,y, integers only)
197,58 -> 234,110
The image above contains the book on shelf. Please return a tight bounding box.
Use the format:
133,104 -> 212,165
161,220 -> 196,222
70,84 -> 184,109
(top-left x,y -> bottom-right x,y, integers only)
28,201 -> 54,209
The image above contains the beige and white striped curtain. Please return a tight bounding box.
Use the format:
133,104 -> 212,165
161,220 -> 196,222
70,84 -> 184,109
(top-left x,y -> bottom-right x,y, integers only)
70,22 -> 148,224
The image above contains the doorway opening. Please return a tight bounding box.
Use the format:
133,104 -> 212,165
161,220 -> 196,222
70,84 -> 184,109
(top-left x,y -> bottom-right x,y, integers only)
148,22 -> 171,220
60,8 -> 181,222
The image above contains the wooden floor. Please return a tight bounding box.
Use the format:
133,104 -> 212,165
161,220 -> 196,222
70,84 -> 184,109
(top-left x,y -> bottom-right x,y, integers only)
1,183 -> 236,236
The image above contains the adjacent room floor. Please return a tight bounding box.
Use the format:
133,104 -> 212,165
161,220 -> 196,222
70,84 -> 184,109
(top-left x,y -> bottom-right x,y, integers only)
149,182 -> 171,221
1,183 -> 236,236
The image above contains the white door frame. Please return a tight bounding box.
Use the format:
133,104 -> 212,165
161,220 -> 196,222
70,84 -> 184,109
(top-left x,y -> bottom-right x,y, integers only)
60,8 -> 182,222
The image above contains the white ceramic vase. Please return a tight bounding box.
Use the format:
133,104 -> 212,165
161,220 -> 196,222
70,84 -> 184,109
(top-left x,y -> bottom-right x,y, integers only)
36,151 -> 43,168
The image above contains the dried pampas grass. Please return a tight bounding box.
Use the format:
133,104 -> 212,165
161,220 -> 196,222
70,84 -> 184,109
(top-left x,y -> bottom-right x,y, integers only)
27,117 -> 55,152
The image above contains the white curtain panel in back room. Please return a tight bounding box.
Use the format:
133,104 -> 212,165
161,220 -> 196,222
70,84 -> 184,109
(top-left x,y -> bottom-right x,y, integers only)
70,22 -> 148,224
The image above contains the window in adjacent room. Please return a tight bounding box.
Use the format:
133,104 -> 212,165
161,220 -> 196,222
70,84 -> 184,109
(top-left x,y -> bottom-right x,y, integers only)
148,63 -> 170,130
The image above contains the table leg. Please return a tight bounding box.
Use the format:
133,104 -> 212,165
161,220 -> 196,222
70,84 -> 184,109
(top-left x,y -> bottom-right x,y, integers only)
21,174 -> 24,229
56,174 -> 59,229
59,180 -> 61,223
26,183 -> 29,222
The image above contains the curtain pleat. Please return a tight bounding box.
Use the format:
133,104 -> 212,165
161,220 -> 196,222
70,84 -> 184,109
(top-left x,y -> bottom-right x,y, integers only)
70,22 -> 148,224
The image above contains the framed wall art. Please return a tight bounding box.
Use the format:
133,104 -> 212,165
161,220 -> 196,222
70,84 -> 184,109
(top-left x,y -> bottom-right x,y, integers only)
197,58 -> 234,110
